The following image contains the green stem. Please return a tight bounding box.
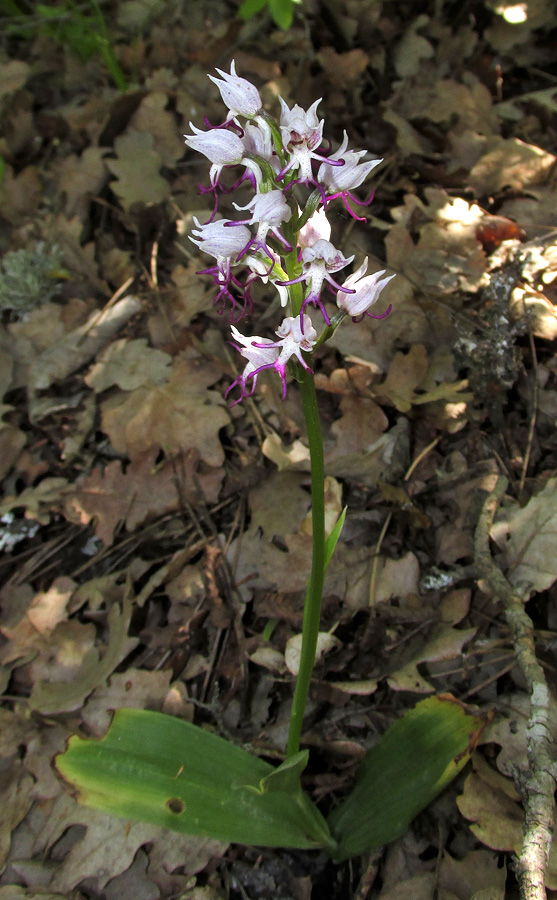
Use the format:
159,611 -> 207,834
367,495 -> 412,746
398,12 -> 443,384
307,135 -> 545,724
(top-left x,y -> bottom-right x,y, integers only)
287,367 -> 326,757
283,244 -> 326,758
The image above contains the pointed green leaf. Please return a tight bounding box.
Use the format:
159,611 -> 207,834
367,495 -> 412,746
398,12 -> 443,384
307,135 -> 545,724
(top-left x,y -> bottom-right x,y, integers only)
238,0 -> 267,21
324,506 -> 347,572
269,0 -> 294,29
258,750 -> 309,793
56,708 -> 336,852
328,695 -> 490,861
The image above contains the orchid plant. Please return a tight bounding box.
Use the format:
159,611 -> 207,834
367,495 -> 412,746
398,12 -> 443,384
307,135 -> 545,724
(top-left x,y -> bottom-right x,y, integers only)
55,63 -> 489,863
183,60 -> 395,758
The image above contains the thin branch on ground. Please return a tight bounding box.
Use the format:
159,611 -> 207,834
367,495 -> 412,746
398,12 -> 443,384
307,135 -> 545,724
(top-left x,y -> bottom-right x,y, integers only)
474,476 -> 556,900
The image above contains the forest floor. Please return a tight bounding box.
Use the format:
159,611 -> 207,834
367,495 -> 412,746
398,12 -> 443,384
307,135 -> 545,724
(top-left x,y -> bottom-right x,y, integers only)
1,1 -> 557,898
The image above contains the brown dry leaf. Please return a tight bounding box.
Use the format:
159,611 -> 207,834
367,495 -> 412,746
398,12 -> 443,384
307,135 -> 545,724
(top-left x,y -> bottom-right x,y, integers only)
438,849 -> 506,900
490,476 -> 557,596
397,78 -> 496,135
261,431 -> 310,471
107,129 -> 170,208
0,761 -> 35,871
511,285 -> 557,340
85,338 -> 172,392
374,552 -> 420,605
376,873 -> 439,900
57,146 -> 108,220
435,459 -> 499,565
9,298 -> 93,362
394,16 -> 434,78
28,296 -> 142,393
167,261 -> 215,329
0,420 -> 26,479
33,793 -> 225,893
330,395 -> 389,459
379,345 -> 428,413
0,344 -> 13,396
0,60 -> 31,98
457,761 -> 524,853
0,164 -> 42,224
0,478 -> 69,525
386,189 -> 488,294
46,214 -> 105,292
439,588 -> 471,625
63,451 -> 180,546
28,617 -> 96,690
300,475 -> 342,538
317,48 -> 370,85
60,393 -> 96,462
28,591 -> 138,714
130,91 -> 185,166
285,631 -> 341,677
248,470 -> 311,538
387,625 -> 476,692
450,134 -> 556,195
0,577 -> 75,671
101,352 -> 230,465
80,669 -> 174,735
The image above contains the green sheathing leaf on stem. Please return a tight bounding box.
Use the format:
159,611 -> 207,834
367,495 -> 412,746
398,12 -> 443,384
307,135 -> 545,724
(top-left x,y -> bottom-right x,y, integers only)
328,694 -> 490,861
55,707 -> 336,853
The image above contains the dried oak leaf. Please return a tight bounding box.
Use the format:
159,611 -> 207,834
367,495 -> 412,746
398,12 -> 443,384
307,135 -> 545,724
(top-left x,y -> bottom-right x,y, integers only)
28,591 -> 138,715
0,760 -> 34,871
130,91 -> 185,166
387,625 -> 477,693
101,352 -> 230,465
107,129 -> 170,208
0,60 -> 30,98
63,451 -> 180,546
490,476 -> 557,596
386,189 -> 488,294
33,793 -> 225,893
57,146 -> 108,221
86,338 -> 172,393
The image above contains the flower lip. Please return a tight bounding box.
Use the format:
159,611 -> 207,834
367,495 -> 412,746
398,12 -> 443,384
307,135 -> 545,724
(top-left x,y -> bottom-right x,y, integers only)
301,239 -> 354,273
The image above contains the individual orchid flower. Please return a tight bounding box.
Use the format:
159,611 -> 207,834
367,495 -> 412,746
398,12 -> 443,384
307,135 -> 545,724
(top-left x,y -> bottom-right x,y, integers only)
277,98 -> 332,183
336,257 -> 395,321
184,124 -> 263,193
317,131 -> 383,220
184,124 -> 246,188
225,326 -> 280,405
253,314 -> 317,398
232,190 -> 293,255
208,59 -> 262,121
278,238 -> 355,324
227,315 -> 317,403
190,217 -> 253,318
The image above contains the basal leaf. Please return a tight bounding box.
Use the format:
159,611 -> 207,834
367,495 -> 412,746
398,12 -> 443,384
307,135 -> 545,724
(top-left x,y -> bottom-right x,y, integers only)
328,694 -> 490,860
56,708 -> 336,852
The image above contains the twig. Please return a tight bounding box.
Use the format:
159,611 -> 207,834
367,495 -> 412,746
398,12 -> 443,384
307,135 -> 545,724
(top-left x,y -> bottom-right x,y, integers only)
519,326 -> 538,495
474,477 -> 556,900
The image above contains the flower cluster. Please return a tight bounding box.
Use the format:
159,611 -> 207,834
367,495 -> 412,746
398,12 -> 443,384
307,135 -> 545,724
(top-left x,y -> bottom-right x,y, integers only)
185,62 -> 394,404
